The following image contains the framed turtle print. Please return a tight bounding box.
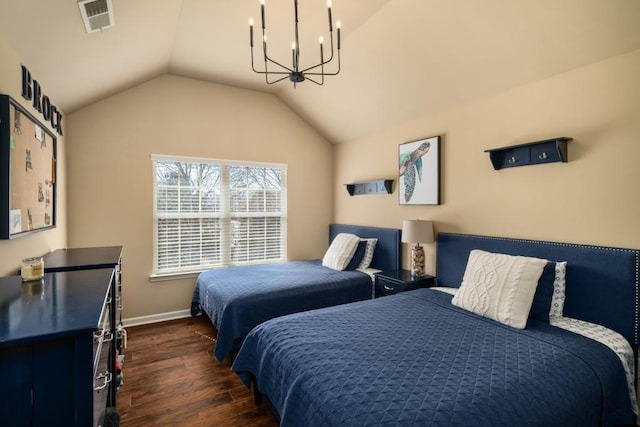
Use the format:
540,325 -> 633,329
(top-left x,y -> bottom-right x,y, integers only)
398,135 -> 440,205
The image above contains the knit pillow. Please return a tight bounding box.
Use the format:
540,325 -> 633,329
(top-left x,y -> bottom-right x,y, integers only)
322,233 -> 361,271
452,249 -> 547,329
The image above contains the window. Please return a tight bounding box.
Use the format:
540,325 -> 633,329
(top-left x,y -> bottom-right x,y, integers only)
152,154 -> 287,276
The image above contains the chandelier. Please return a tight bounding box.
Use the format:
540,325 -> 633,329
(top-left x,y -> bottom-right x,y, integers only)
249,0 -> 341,86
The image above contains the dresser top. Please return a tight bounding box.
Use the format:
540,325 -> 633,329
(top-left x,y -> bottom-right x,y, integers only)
43,246 -> 123,272
0,269 -> 113,347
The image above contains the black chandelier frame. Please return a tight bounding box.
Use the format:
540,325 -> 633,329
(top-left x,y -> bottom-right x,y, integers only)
249,0 -> 341,86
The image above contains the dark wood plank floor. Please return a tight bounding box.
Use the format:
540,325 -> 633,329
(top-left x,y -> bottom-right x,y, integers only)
116,315 -> 279,427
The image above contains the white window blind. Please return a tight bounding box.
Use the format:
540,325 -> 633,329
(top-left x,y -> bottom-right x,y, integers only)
152,154 -> 287,275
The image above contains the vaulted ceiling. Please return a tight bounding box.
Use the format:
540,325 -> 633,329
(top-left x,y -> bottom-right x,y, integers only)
1,0 -> 639,143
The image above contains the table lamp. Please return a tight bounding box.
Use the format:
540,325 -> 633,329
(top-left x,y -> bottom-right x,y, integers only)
401,220 -> 434,276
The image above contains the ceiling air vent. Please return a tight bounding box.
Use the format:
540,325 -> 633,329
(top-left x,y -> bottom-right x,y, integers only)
78,0 -> 115,33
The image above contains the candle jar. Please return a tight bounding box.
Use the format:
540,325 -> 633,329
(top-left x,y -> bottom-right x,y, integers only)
21,256 -> 44,282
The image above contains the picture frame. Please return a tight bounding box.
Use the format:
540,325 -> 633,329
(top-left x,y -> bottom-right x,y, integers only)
0,95 -> 57,239
398,135 -> 440,205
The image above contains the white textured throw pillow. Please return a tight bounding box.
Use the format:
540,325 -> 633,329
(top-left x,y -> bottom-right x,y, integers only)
322,233 -> 361,271
452,249 -> 547,329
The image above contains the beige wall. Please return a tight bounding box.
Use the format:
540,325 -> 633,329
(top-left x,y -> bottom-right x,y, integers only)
0,38 -> 67,276
66,75 -> 333,320
4,34 -> 638,321
334,49 -> 640,274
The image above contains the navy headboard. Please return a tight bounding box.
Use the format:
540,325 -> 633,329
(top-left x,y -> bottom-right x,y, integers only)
436,233 -> 640,346
329,224 -> 401,272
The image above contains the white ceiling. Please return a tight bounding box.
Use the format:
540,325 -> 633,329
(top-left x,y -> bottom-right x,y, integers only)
1,0 -> 639,143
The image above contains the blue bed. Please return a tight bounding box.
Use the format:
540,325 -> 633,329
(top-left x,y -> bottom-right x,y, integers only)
191,224 -> 401,361
231,233 -> 640,426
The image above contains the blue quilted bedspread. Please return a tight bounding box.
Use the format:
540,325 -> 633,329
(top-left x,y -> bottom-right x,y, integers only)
232,289 -> 634,427
191,260 -> 372,361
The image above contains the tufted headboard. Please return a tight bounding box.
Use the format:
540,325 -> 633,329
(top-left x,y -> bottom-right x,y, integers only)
435,232 -> 640,347
329,224 -> 402,273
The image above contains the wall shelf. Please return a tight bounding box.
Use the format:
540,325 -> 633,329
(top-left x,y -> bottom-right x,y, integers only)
485,137 -> 571,170
345,179 -> 393,196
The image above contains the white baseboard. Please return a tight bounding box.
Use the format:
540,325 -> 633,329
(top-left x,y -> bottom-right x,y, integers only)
122,309 -> 192,328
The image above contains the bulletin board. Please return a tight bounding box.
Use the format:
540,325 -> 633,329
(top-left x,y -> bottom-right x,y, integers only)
0,95 -> 56,239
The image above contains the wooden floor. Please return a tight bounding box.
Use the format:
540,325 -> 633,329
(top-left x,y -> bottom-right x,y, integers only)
116,315 -> 279,427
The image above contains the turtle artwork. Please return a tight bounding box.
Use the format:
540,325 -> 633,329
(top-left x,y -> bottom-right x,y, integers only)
399,141 -> 431,203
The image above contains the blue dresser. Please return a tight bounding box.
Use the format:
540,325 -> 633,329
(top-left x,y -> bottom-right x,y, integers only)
42,246 -> 124,407
0,268 -> 114,426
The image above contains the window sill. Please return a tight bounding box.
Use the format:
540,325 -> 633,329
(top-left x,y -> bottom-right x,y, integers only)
149,271 -> 202,282
149,259 -> 287,282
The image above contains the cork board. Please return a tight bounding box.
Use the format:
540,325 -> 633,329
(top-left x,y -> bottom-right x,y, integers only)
0,95 -> 56,238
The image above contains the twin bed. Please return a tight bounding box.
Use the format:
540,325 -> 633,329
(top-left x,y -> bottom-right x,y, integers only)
191,224 -> 401,361
225,231 -> 639,426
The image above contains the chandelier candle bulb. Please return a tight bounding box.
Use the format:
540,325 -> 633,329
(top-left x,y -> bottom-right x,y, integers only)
292,42 -> 297,69
249,18 -> 254,47
337,21 -> 341,49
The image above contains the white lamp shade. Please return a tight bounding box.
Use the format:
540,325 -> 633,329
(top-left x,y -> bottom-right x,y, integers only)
401,220 -> 434,244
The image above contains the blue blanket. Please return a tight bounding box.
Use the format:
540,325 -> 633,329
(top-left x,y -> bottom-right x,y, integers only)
232,289 -> 634,427
191,260 -> 372,361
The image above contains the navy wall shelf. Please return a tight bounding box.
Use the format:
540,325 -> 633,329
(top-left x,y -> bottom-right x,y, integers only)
485,137 -> 572,170
345,179 -> 393,196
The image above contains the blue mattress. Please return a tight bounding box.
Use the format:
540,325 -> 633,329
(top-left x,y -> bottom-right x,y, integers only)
232,289 -> 634,427
191,260 -> 372,361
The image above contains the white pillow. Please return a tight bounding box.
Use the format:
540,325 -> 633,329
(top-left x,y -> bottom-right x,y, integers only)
357,238 -> 378,269
549,261 -> 567,318
322,233 -> 361,271
452,249 -> 547,329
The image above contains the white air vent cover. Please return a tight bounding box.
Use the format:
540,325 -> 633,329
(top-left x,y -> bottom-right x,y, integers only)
78,0 -> 115,33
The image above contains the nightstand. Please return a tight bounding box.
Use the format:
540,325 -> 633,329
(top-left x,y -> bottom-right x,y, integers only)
374,270 -> 435,297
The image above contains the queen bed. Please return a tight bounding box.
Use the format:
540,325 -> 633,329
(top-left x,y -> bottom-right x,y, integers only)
191,224 -> 401,361
231,233 -> 639,426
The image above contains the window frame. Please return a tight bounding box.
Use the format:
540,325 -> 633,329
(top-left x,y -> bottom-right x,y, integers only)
151,154 -> 287,279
